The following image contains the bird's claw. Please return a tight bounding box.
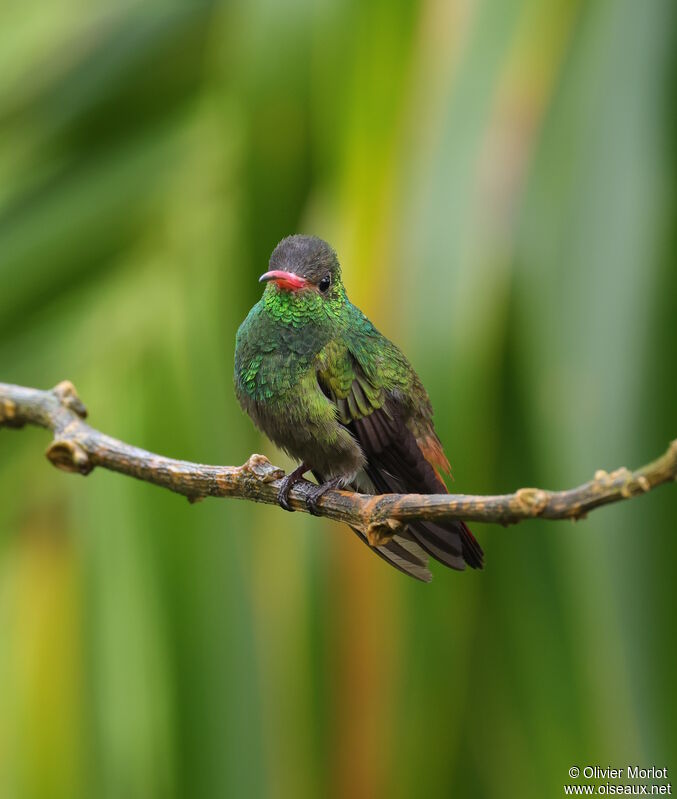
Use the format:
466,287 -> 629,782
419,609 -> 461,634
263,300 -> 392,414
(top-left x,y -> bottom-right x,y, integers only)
306,489 -> 324,517
277,480 -> 294,512
305,478 -> 342,517
276,463 -> 309,512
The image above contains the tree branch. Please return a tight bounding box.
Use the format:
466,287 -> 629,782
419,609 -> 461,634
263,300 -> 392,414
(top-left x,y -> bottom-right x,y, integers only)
1,381 -> 675,545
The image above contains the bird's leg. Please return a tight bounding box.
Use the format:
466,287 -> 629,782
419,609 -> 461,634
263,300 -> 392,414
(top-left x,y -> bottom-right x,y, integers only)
277,462 -> 310,512
305,477 -> 345,517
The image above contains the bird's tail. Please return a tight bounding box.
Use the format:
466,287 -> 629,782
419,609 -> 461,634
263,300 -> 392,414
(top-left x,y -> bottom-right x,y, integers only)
314,462 -> 484,580
363,464 -> 485,572
408,518 -> 484,571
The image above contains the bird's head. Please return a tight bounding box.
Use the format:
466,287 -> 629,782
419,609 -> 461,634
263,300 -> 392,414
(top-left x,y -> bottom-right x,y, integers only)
259,235 -> 344,305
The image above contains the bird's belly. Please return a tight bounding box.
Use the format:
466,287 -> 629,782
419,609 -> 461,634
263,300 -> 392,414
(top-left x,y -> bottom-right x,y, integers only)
245,380 -> 365,481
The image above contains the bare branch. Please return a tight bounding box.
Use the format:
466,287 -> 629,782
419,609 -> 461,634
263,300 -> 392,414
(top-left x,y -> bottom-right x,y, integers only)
1,381 -> 675,542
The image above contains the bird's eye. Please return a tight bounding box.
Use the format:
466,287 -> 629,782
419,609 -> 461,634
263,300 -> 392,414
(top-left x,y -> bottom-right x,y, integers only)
318,274 -> 331,293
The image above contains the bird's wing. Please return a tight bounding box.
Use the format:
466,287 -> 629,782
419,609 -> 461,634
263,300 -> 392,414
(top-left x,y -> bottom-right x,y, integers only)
317,347 -> 483,575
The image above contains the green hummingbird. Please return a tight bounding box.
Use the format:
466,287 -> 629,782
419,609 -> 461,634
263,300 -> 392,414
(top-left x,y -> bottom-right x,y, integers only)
234,235 -> 483,581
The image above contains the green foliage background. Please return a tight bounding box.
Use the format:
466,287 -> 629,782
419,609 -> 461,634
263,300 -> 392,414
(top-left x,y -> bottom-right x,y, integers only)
1,1 -> 675,797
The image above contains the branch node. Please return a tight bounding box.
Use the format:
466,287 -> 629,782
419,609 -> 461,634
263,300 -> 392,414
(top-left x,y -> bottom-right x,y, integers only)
366,517 -> 403,547
610,467 -> 632,482
513,487 -> 548,516
243,453 -> 285,483
613,468 -> 640,498
53,381 -> 88,418
636,475 -> 650,493
0,398 -> 16,421
0,398 -> 24,428
46,439 -> 92,475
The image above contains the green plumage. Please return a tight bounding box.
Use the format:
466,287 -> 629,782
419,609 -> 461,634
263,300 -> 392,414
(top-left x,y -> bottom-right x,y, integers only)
234,235 -> 483,581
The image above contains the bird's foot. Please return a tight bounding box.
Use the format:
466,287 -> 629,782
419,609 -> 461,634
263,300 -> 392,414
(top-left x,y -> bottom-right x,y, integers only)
277,463 -> 309,512
306,477 -> 344,517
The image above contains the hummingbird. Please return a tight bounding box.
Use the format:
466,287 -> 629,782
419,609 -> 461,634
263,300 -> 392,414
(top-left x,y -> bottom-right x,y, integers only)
234,235 -> 483,581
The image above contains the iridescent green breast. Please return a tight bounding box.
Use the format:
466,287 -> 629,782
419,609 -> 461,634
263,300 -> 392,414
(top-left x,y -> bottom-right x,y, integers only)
234,288 -> 339,403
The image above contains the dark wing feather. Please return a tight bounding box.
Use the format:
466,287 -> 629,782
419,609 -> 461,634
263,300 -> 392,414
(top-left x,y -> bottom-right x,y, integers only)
318,357 -> 484,578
